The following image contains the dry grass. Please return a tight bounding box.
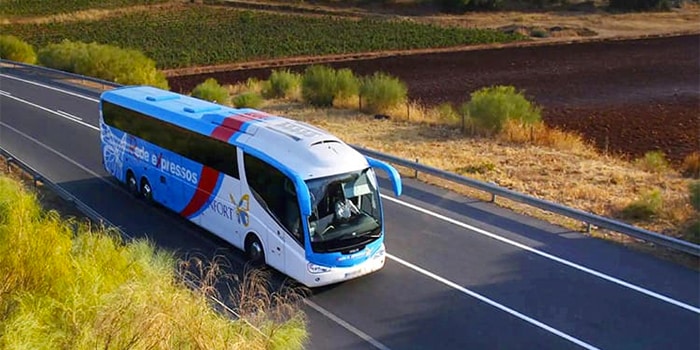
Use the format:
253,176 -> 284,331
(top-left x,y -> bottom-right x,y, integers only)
258,99 -> 697,257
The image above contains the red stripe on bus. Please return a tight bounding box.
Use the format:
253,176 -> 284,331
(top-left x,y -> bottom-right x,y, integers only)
180,166 -> 219,218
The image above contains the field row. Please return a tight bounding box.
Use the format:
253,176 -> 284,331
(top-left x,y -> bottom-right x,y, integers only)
0,0 -> 169,17
3,5 -> 525,69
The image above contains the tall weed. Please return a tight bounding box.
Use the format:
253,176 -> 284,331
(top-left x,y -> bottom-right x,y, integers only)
461,85 -> 541,135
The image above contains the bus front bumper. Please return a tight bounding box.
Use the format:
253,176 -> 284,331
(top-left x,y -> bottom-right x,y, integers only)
301,245 -> 386,288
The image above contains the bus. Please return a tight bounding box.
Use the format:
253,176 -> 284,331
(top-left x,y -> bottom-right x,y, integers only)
99,85 -> 402,287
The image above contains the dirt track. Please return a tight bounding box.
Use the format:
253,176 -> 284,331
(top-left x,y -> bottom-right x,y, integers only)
168,34 -> 700,164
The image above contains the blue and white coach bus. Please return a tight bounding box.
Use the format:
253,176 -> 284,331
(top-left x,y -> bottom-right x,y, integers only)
99,85 -> 402,287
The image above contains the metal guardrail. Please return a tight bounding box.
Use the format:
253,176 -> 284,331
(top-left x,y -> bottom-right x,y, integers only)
2,59 -> 698,257
0,147 -> 267,336
358,146 -> 700,257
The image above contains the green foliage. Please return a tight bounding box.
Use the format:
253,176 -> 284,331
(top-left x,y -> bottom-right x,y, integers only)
191,78 -> 229,104
335,68 -> 360,100
301,65 -> 339,107
635,150 -> 669,173
232,92 -> 264,108
264,69 -> 301,99
609,0 -> 672,11
689,181 -> 700,212
0,175 -> 307,349
433,0 -> 504,12
456,162 -> 496,175
0,0 -> 169,17
2,6 -> 525,69
435,102 -> 461,125
0,35 -> 37,64
359,72 -> 408,114
37,40 -> 169,89
620,188 -> 663,221
461,85 -> 541,134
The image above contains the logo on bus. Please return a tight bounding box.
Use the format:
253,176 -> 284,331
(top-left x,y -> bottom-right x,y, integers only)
208,193 -> 250,227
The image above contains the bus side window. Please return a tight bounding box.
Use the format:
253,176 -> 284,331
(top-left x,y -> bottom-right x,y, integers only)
244,153 -> 303,244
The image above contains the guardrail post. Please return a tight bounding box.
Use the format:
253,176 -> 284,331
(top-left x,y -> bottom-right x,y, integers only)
33,175 -> 41,188
6,156 -> 12,171
414,158 -> 419,179
586,222 -> 592,234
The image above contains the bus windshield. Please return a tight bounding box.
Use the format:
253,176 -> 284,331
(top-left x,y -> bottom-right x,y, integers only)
306,168 -> 382,252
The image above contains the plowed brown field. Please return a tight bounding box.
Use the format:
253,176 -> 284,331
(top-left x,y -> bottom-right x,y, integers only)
168,34 -> 700,164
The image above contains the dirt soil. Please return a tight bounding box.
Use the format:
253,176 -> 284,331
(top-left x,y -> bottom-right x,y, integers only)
168,34 -> 699,164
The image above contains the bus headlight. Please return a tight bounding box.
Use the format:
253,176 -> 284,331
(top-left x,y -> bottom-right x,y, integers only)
307,262 -> 331,274
373,246 -> 385,259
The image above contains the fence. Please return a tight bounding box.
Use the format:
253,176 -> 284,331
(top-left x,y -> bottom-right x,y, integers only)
2,58 -> 698,257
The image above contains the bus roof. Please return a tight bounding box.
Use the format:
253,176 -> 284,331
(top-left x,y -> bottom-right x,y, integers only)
100,85 -> 369,180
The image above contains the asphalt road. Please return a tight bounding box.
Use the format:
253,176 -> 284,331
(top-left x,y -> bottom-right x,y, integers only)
1,67 -> 699,350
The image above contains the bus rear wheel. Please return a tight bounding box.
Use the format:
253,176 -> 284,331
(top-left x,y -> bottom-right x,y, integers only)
140,178 -> 153,203
245,234 -> 265,267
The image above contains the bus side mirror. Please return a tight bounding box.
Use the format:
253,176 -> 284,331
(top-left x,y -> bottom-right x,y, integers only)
366,157 -> 402,197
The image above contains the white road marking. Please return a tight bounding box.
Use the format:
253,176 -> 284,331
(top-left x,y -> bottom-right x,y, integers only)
305,300 -> 392,350
0,89 -> 11,96
388,253 -> 601,350
56,109 -> 83,121
0,73 -> 100,102
381,195 -> 700,315
0,93 -> 99,131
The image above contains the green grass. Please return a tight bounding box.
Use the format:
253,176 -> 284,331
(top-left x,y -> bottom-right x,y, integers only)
0,175 -> 307,349
0,0 -> 169,18
1,6 -> 525,69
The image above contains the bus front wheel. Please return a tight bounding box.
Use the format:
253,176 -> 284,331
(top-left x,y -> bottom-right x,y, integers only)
245,234 -> 265,267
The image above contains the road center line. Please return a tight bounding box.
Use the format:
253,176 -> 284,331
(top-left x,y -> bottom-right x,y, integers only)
304,300 -> 391,350
381,195 -> 700,315
0,93 -> 98,131
0,73 -> 100,102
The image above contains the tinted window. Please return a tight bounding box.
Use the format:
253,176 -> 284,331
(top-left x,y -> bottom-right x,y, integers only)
244,153 -> 302,244
102,101 -> 238,179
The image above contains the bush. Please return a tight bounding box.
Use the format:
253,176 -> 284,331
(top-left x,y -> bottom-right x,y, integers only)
635,150 -> 669,173
0,35 -> 37,64
301,65 -> 338,107
609,0 -> 672,11
232,92 -> 264,108
684,220 -> 700,244
264,69 -> 301,99
681,152 -> 700,178
359,72 -> 408,114
335,68 -> 360,100
620,188 -> 663,221
461,85 -> 541,135
689,181 -> 700,212
191,78 -> 229,104
37,40 -> 169,89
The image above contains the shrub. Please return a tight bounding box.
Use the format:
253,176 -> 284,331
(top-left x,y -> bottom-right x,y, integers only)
335,68 -> 360,100
264,69 -> 301,99
359,72 -> 408,114
301,65 -> 338,107
37,40 -> 169,89
635,150 -> 669,173
689,181 -> 700,212
232,92 -> 264,108
191,78 -> 229,104
0,35 -> 37,64
435,102 -> 461,125
681,152 -> 700,178
620,188 -> 663,221
461,85 -> 541,135
609,0 -> 672,11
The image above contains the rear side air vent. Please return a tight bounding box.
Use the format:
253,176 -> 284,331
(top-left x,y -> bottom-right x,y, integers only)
310,140 -> 342,146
